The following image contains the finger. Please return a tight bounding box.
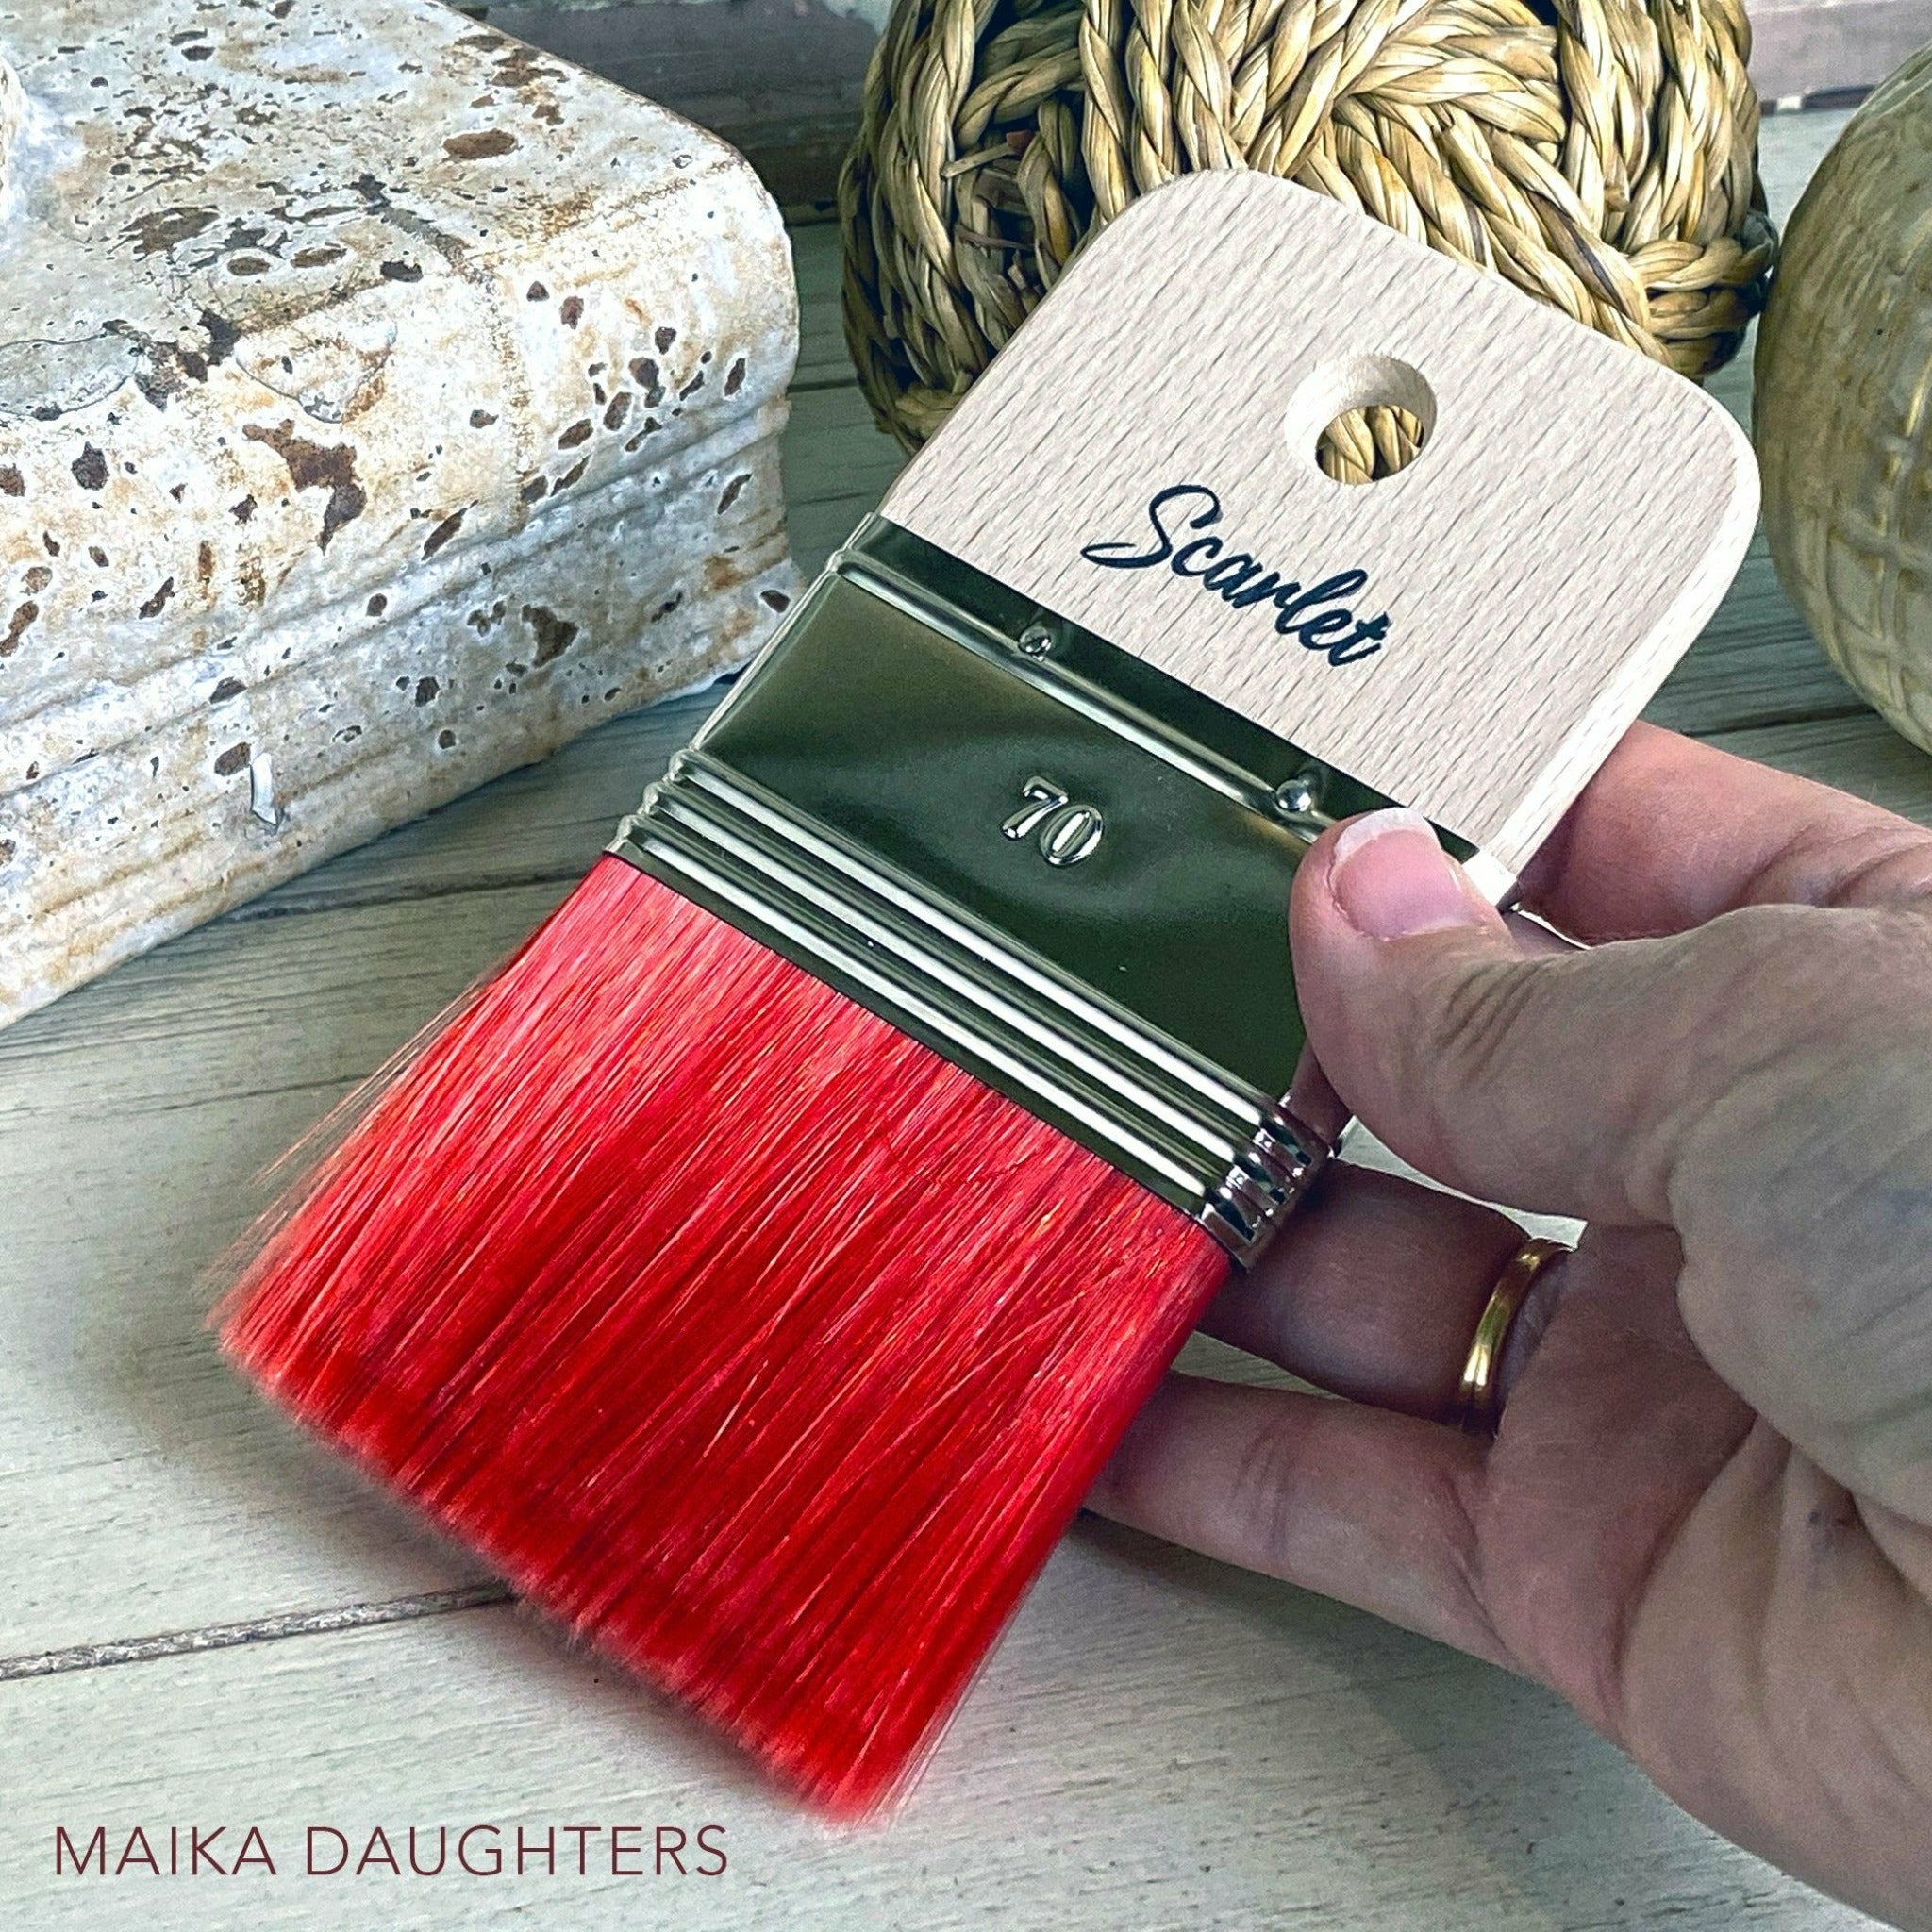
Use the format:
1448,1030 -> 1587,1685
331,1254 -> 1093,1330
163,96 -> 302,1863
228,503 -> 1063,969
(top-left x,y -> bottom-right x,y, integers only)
1088,1374 -> 1507,1666
1203,1162 -> 1531,1421
1516,722 -> 1932,941
1287,805 -> 1920,1224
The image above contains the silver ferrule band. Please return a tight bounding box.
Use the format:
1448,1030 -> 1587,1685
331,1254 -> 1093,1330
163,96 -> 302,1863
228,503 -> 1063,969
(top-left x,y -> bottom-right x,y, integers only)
604,517 -> 1507,1263
615,752 -> 1324,1263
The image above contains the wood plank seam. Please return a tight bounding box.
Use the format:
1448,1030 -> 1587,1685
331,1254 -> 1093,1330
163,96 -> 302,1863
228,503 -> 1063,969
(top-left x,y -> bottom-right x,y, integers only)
0,1584 -> 510,1684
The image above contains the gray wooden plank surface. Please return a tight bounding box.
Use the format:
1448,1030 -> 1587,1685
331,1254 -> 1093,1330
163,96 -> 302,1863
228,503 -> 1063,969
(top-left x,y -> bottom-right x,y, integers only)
791,218 -> 860,394
0,105 -> 1919,1930
0,1529 -> 1875,1932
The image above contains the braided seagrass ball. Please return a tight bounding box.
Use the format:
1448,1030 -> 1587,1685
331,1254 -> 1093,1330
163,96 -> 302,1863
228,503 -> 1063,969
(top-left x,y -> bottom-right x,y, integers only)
1755,49 -> 1932,755
839,0 -> 1774,480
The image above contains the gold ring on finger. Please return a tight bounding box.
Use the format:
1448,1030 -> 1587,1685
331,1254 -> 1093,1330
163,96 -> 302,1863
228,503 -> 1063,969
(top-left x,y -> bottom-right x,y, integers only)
1450,1237 -> 1570,1437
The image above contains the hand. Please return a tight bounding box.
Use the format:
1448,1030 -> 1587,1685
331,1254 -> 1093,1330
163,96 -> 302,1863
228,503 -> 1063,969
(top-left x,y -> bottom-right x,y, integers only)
1087,722 -> 1932,1927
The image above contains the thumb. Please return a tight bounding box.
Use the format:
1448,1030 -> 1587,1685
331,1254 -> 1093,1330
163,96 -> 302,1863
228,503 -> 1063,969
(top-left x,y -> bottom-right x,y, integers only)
1288,806 -> 1859,1228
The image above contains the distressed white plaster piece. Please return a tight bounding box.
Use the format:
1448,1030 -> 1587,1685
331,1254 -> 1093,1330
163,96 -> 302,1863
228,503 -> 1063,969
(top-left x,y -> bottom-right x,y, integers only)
0,0 -> 799,1026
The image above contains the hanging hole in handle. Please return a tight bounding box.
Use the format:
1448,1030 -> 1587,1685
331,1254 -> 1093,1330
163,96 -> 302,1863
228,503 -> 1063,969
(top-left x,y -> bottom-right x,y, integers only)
1282,354 -> 1437,486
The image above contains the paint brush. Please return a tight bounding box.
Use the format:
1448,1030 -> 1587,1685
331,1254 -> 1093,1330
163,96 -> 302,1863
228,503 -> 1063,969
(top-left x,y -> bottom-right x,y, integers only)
220,175 -> 1757,1812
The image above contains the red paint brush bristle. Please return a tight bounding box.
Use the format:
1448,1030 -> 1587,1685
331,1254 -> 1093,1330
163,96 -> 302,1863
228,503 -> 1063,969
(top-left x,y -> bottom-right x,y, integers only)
219,855 -> 1228,1813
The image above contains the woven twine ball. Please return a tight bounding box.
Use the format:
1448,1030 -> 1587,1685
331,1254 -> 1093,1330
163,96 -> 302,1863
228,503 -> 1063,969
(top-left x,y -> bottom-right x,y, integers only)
1755,50 -> 1932,755
839,0 -> 1774,480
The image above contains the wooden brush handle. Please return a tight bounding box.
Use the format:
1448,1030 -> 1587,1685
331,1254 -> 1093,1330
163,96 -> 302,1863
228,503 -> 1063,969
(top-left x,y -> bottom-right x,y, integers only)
880,175 -> 1757,873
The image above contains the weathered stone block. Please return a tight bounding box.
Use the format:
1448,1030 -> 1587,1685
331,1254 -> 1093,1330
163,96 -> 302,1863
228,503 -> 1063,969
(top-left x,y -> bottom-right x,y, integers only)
0,0 -> 798,1026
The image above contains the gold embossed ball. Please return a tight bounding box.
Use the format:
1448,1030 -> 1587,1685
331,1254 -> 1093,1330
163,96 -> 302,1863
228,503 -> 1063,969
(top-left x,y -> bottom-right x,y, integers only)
1757,51 -> 1932,753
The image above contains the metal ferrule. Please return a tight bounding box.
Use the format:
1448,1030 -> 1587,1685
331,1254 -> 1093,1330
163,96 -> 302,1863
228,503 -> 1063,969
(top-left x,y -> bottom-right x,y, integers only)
612,518 -> 1481,1265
